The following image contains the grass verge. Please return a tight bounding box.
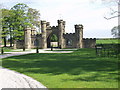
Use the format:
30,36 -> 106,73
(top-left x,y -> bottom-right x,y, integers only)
2,48 -> 119,88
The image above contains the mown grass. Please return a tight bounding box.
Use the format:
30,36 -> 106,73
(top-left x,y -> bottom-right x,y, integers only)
2,48 -> 119,88
0,47 -> 31,53
96,39 -> 120,44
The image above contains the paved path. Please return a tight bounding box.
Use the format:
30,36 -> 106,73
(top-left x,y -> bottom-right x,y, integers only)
0,49 -> 41,89
0,68 -> 47,89
0,48 -> 75,58
0,48 -> 76,89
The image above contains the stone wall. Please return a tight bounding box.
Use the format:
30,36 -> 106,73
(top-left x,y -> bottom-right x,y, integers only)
15,20 -> 96,49
83,38 -> 96,48
63,33 -> 77,48
15,40 -> 24,49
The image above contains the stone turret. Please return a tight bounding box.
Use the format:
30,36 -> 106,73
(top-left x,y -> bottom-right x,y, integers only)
75,24 -> 83,48
24,27 -> 31,49
41,20 -> 47,49
31,28 -> 36,35
58,20 -> 65,48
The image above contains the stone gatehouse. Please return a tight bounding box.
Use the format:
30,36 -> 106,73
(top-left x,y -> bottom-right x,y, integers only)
15,20 -> 96,49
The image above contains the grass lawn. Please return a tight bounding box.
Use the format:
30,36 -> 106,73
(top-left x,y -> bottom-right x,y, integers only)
2,48 -> 119,88
1,47 -> 17,52
96,39 -> 120,44
0,47 -> 31,53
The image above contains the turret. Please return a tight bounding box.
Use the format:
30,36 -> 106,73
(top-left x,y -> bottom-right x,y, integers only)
58,20 -> 65,48
41,20 -> 47,48
31,27 -> 36,35
24,27 -> 31,49
75,24 -> 83,48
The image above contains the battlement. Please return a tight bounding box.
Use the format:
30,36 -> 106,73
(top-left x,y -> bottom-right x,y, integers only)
31,34 -> 36,36
46,22 -> 50,26
46,26 -> 52,30
51,26 -> 58,29
24,27 -> 31,31
64,33 -> 75,35
41,20 -> 47,24
58,19 -> 65,25
75,24 -> 83,29
83,38 -> 96,40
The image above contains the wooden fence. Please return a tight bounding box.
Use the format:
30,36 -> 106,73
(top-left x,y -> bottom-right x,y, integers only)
95,44 -> 120,57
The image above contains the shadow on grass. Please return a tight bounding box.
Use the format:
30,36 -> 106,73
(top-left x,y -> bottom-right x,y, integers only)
2,48 -> 118,82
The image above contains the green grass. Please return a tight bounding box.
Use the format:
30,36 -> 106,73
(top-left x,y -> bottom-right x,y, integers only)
1,47 -> 19,52
96,39 -> 120,44
2,48 -> 119,88
1,47 -> 31,52
46,50 -> 76,51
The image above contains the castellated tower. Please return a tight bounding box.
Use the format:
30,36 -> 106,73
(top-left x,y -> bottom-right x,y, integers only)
24,27 -> 31,49
41,20 -> 47,49
75,24 -> 83,48
58,20 -> 65,48
31,28 -> 36,35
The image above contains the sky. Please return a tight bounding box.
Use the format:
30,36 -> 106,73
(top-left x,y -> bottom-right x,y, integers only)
0,0 -> 118,38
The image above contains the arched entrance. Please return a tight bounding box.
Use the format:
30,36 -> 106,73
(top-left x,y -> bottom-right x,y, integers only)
47,34 -> 58,48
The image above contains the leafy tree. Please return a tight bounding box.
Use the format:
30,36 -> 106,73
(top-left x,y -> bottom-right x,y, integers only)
10,3 -> 41,41
27,8 -> 41,28
1,9 -> 11,47
1,3 -> 41,47
10,3 -> 30,41
111,25 -> 120,38
50,34 -> 58,42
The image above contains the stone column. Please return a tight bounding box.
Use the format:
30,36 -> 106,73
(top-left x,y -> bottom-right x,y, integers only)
75,24 -> 83,48
41,21 -> 47,49
24,27 -> 31,49
58,20 -> 65,48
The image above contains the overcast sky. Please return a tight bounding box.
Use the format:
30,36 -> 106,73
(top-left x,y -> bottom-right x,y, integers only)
0,0 -> 118,38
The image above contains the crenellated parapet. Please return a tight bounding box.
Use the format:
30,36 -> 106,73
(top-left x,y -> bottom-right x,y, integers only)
64,33 -> 75,35
75,24 -> 83,29
51,26 -> 58,29
83,38 -> 96,48
83,38 -> 96,40
15,19 -> 96,49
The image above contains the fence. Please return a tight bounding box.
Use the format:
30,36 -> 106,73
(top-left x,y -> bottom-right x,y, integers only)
95,44 -> 120,57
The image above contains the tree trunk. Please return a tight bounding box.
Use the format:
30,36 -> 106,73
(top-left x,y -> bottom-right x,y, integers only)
9,26 -> 13,47
10,37 -> 12,47
3,37 -> 6,47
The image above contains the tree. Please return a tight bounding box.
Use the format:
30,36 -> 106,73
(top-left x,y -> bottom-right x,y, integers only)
27,8 -> 41,28
104,0 -> 119,20
1,3 -> 41,47
1,9 -> 11,47
50,34 -> 58,42
111,25 -> 120,38
103,0 -> 119,20
10,3 -> 30,41
100,0 -> 120,38
91,0 -> 119,19
91,0 -> 119,38
10,3 -> 41,41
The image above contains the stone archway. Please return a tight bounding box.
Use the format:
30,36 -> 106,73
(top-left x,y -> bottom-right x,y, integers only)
47,35 -> 51,48
47,34 -> 58,48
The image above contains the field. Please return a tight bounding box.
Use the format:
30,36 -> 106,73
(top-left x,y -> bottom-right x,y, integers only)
96,39 -> 120,44
2,48 -> 118,88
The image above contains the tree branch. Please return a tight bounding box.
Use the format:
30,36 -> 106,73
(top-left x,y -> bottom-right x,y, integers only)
104,15 -> 120,20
